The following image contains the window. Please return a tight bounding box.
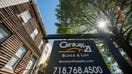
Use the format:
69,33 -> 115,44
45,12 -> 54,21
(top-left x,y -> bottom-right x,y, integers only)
6,46 -> 26,69
23,57 -> 37,74
19,11 -> 32,23
31,28 -> 38,40
38,40 -> 44,49
0,23 -> 11,43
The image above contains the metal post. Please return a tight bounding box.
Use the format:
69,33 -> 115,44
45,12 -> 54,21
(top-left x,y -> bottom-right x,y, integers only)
44,34 -> 104,39
103,35 -> 132,74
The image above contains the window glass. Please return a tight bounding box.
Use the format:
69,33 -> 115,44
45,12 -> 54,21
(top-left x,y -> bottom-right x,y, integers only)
0,23 -> 11,43
38,40 -> 44,49
15,47 -> 26,58
0,27 -> 8,39
6,46 -> 26,69
20,11 -> 32,23
6,56 -> 19,68
34,28 -> 38,36
30,28 -> 39,40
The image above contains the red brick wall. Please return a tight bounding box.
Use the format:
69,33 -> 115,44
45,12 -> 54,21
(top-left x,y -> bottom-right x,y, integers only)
0,2 -> 47,73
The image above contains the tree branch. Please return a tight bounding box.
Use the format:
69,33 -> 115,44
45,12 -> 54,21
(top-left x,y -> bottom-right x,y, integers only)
126,29 -> 132,42
126,8 -> 132,19
120,0 -> 127,10
120,22 -> 125,35
82,13 -> 96,25
87,1 -> 109,18
122,26 -> 132,35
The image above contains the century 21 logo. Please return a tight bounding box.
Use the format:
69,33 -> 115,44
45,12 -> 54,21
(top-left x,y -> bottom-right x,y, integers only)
59,41 -> 92,53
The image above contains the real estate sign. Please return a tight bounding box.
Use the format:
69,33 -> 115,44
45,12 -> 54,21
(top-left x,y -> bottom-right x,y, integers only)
46,40 -> 111,74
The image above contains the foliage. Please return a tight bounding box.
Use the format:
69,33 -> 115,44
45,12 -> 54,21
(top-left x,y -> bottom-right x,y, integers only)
37,63 -> 48,74
55,0 -> 132,61
55,0 -> 132,73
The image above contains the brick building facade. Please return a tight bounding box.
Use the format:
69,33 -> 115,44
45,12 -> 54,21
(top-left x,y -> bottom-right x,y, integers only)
0,0 -> 47,74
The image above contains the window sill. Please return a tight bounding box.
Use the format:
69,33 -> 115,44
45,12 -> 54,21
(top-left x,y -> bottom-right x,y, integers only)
1,67 -> 14,74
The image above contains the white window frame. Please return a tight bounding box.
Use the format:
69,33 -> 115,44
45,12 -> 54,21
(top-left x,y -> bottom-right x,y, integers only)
19,10 -> 32,23
5,46 -> 26,69
30,28 -> 39,40
0,23 -> 11,43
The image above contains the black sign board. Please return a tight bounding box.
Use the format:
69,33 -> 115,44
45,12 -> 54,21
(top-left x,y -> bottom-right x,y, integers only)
46,40 -> 111,74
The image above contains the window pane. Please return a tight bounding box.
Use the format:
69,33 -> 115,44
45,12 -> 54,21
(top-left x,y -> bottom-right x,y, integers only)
38,40 -> 44,49
24,11 -> 32,20
0,23 -> 11,43
6,46 -> 26,68
0,27 -> 8,39
30,28 -> 38,40
34,28 -> 38,36
21,15 -> 28,23
20,11 -> 32,23
6,56 -> 19,68
15,46 -> 26,58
